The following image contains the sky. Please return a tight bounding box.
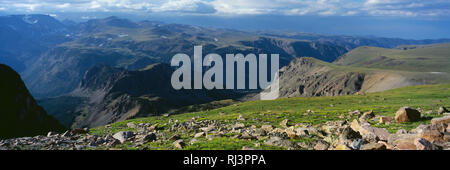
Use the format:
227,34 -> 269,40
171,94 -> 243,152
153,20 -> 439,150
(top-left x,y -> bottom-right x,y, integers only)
1,0 -> 449,39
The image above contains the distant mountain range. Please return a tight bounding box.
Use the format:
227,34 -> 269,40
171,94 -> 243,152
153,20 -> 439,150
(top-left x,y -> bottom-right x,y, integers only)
1,14 -> 448,97
40,63 -> 243,128
1,14 -> 450,130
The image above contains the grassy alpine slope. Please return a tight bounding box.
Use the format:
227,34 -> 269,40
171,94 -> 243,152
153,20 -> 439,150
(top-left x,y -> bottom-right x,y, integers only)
334,43 -> 450,73
88,84 -> 450,150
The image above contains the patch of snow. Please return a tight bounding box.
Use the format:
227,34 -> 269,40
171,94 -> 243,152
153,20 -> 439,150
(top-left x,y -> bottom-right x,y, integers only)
118,33 -> 129,38
22,15 -> 38,24
7,25 -> 17,31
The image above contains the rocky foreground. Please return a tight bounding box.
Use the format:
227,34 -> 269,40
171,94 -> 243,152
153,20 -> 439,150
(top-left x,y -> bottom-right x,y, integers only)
1,106 -> 449,150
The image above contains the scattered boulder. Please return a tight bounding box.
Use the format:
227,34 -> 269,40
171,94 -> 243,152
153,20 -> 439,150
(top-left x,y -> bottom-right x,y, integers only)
339,126 -> 362,142
396,129 -> 408,134
147,124 -> 158,131
47,132 -> 58,137
414,138 -> 439,150
264,137 -> 297,149
199,126 -> 215,132
350,119 -> 391,142
240,133 -> 256,140
431,116 -> 450,125
141,133 -> 157,143
173,139 -> 185,149
252,128 -> 267,138
284,126 -> 297,139
169,134 -> 180,141
349,110 -> 362,117
261,125 -> 274,132
362,143 -> 387,150
395,107 -> 421,123
350,139 -> 364,150
113,131 -> 134,143
237,114 -> 245,121
194,132 -> 205,138
444,132 -> 450,141
377,141 -> 393,150
425,110 -> 433,114
3,110 -> 450,150
71,128 -> 88,135
314,141 -> 329,150
242,146 -> 256,150
334,144 -> 351,150
126,122 -> 137,128
280,119 -> 290,128
232,123 -> 245,130
438,107 -> 449,115
359,110 -> 375,121
61,131 -> 71,137
294,127 -> 310,137
388,134 -> 417,150
416,124 -> 444,143
379,116 -> 394,124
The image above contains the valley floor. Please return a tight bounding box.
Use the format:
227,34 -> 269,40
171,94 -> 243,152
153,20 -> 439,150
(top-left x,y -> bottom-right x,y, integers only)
1,84 -> 449,150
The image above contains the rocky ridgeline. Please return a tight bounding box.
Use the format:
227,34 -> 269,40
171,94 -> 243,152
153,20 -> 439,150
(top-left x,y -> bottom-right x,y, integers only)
1,107 -> 449,150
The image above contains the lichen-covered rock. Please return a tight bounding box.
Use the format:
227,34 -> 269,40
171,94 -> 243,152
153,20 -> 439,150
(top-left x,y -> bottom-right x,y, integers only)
350,119 -> 391,142
359,110 -> 375,121
414,138 -> 439,150
264,136 -> 297,150
362,143 -> 386,150
113,131 -> 134,143
173,139 -> 185,149
395,107 -> 421,123
438,107 -> 449,115
415,124 -> 444,143
280,119 -> 290,128
431,116 -> 450,125
313,141 -> 329,150
379,116 -> 394,124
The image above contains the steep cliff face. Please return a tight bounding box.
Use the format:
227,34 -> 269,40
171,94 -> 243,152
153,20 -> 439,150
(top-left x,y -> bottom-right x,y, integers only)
266,55 -> 447,99
0,64 -> 65,139
277,58 -> 366,98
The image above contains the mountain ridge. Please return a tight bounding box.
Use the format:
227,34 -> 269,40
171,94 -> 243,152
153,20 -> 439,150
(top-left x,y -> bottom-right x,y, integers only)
0,64 -> 65,139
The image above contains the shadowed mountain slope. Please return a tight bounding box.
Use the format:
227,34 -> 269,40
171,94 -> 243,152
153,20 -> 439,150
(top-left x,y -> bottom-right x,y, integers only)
41,63 -> 244,128
0,64 -> 65,139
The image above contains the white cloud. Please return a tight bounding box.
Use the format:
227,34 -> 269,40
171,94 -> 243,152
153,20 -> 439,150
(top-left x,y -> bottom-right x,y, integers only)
152,0 -> 216,14
0,0 -> 448,17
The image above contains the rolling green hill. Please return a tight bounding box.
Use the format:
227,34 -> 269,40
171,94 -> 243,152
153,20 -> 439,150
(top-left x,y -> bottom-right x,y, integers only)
334,43 -> 450,73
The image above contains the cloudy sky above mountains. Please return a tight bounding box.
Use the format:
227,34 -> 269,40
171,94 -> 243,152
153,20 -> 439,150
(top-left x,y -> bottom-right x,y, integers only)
1,0 -> 449,39
1,0 -> 449,17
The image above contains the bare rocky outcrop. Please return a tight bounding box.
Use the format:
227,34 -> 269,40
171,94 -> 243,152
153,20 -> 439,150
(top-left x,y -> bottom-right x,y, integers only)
253,57 -> 423,99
